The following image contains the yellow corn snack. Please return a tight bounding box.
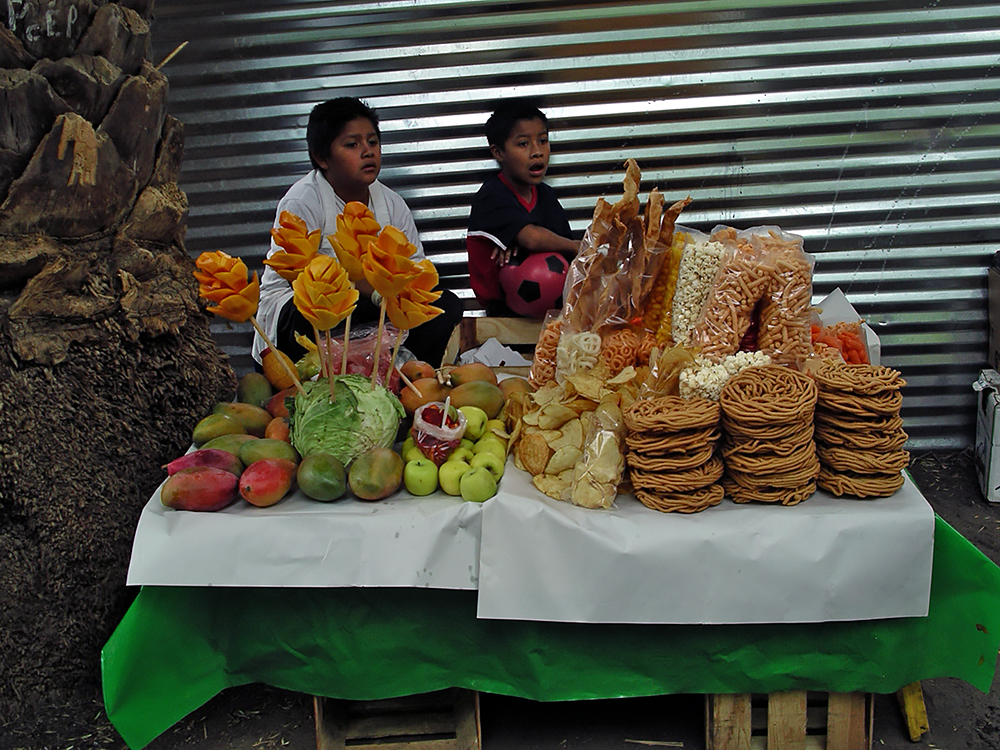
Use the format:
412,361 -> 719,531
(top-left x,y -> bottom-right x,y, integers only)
644,231 -> 686,345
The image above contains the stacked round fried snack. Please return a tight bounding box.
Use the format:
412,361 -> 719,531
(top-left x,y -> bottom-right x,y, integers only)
623,396 -> 724,513
719,365 -> 819,505
810,362 -> 909,498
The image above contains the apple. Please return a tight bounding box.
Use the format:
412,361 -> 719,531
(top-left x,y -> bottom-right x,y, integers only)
401,436 -> 417,457
460,466 -> 498,503
459,406 -> 489,441
473,436 -> 507,461
439,459 -> 472,496
404,458 -> 439,496
459,438 -> 475,452
403,444 -> 425,463
470,450 -> 505,482
485,419 -> 506,438
447,446 -> 475,464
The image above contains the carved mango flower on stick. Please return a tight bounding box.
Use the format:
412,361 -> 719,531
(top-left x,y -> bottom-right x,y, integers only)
264,210 -> 322,282
328,201 -> 380,283
385,258 -> 444,379
193,250 -> 306,396
293,254 -> 359,398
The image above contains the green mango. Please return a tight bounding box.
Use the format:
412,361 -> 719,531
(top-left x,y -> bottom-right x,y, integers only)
297,453 -> 347,502
192,414 -> 245,447
238,438 -> 300,467
213,402 -> 273,437
237,372 -> 273,407
201,433 -> 259,456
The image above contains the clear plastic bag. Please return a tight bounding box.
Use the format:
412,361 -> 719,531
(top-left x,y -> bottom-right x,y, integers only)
312,323 -> 404,392
751,227 -> 814,367
570,400 -> 626,509
411,401 -> 467,465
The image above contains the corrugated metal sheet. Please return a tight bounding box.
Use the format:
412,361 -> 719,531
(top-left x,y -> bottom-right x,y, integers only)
150,0 -> 1000,450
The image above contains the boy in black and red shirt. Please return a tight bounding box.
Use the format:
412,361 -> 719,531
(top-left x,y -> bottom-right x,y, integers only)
466,100 -> 579,317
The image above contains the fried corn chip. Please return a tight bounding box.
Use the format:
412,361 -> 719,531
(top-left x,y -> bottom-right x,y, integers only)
538,404 -> 579,431
532,472 -> 574,501
546,445 -> 583,475
518,432 -> 552,476
549,419 -> 584,451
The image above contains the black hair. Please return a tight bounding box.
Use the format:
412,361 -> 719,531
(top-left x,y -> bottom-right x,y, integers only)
306,97 -> 380,169
484,97 -> 549,149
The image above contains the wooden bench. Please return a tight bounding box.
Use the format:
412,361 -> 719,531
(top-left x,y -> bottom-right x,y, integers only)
443,316 -> 543,376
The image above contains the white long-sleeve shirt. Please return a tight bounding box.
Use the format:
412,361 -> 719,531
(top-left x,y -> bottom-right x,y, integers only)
252,170 -> 425,363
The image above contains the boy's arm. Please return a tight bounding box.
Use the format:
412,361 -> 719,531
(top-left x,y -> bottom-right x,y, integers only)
514,224 -> 580,257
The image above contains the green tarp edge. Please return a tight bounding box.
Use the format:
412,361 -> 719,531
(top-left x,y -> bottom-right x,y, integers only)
101,515 -> 1000,749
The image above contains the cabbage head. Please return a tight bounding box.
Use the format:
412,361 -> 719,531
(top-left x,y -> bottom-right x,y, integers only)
290,375 -> 404,465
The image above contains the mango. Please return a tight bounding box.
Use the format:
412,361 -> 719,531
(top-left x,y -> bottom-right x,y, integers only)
237,372 -> 273,407
238,438 -> 300,467
165,448 -> 243,477
261,347 -> 297,390
213,402 -> 273,437
265,387 -> 296,419
449,362 -> 498,387
399,377 -> 452,417
348,447 -> 403,501
240,458 -> 297,507
297,453 -> 347,502
192,413 -> 245,447
499,376 -> 532,400
201,433 -> 259,456
449,380 -> 504,419
161,467 -> 239,512
400,359 -> 435,383
264,416 -> 290,442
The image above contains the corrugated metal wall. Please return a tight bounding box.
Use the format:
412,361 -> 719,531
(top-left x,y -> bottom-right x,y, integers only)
149,0 -> 1000,451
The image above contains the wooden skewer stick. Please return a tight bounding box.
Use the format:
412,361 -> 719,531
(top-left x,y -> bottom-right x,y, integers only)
325,329 -> 336,401
155,41 -> 188,71
341,312 -> 352,377
313,325 -> 327,379
395,366 -> 422,398
370,299 -> 387,390
387,331 -> 404,388
249,316 -> 306,397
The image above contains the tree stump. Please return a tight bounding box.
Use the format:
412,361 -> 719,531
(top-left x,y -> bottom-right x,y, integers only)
0,1 -> 235,721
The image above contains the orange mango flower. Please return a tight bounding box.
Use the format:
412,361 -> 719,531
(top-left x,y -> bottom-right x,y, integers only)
328,202 -> 381,282
292,254 -> 359,331
264,210 -> 322,282
362,225 -> 420,298
385,258 -> 444,330
193,251 -> 260,323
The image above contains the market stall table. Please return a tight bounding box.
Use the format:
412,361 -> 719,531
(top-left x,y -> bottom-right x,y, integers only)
102,470 -> 1000,749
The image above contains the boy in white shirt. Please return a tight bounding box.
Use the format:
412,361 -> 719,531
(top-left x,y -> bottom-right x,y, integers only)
253,97 -> 462,366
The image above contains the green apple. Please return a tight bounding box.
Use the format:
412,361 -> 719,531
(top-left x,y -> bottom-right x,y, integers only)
401,436 -> 417,456
447,446 -> 475,464
459,406 -> 489,441
459,438 -> 475,453
439,459 -> 472,496
460,466 -> 498,503
473,436 -> 507,461
403,444 -> 425,463
403,457 -> 439,496
470,450 -> 505,482
485,419 -> 506,439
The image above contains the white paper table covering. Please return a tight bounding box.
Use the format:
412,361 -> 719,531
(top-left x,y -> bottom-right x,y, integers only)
127,484 -> 483,589
476,470 -> 934,624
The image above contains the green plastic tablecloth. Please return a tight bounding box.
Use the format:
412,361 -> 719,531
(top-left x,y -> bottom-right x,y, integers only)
102,516 -> 1000,749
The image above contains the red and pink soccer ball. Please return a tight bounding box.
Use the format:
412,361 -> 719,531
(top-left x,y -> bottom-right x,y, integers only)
498,252 -> 569,318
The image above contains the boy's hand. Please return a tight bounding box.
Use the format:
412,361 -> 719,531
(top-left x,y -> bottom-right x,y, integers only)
491,245 -> 515,267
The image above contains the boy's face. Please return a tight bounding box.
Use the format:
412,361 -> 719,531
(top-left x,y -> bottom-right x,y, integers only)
314,116 -> 381,201
491,117 -> 550,194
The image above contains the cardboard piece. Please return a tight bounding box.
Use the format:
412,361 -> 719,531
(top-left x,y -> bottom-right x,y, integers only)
813,287 -> 881,366
974,369 -> 1000,503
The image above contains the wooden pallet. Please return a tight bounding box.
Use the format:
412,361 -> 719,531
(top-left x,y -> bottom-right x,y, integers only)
706,691 -> 872,750
314,689 -> 480,750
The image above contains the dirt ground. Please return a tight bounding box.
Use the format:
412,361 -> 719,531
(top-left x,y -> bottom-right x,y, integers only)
3,448 -> 999,750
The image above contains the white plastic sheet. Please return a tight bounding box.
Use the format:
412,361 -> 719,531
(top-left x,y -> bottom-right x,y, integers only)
127,485 -> 483,589
476,469 -> 934,624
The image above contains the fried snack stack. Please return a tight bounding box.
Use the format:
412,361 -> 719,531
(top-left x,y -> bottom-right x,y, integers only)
810,362 -> 909,498
623,396 -> 724,513
719,365 -> 820,506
